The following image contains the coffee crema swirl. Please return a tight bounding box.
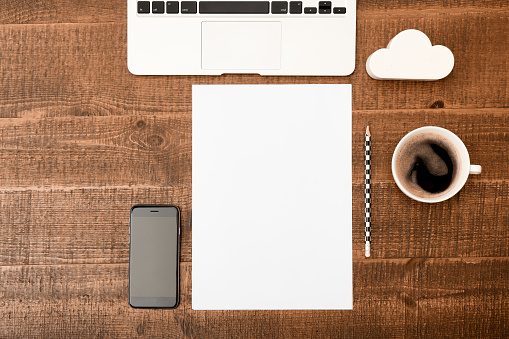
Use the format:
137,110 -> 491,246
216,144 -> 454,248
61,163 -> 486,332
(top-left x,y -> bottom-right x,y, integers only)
395,133 -> 461,199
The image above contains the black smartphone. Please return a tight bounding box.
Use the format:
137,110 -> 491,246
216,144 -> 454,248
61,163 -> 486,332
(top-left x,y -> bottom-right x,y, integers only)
129,205 -> 180,308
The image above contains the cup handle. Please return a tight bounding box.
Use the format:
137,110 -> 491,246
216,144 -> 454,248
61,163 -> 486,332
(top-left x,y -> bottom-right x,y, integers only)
469,165 -> 482,174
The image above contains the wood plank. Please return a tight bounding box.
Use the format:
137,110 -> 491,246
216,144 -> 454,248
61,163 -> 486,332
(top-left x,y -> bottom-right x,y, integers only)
361,182 -> 509,259
353,13 -> 509,110
0,115 -> 191,188
0,110 -> 506,265
0,13 -> 507,114
0,1 -> 125,25
351,108 -> 509,183
358,0 -> 509,14
0,180 -> 506,266
1,259 -> 508,338
0,187 -> 191,266
400,257 -> 509,338
0,109 -> 506,189
0,263 -> 186,338
0,0 -> 507,25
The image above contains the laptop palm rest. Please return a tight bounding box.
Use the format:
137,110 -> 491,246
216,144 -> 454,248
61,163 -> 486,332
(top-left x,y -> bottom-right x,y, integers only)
201,22 -> 282,71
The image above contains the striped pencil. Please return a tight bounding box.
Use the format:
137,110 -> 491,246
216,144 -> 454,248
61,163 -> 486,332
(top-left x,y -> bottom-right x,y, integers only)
365,123 -> 371,258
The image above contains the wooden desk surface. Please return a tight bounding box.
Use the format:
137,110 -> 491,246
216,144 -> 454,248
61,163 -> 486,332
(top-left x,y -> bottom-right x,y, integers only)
0,1 -> 507,337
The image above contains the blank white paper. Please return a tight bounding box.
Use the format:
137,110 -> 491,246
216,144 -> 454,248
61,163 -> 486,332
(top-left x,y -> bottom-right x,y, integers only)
192,84 -> 352,310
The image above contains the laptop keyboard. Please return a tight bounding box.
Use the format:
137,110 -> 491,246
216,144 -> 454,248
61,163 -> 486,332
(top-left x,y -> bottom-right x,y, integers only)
137,1 -> 347,15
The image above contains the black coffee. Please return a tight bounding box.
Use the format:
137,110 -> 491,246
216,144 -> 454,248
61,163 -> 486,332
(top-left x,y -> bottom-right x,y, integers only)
395,133 -> 460,198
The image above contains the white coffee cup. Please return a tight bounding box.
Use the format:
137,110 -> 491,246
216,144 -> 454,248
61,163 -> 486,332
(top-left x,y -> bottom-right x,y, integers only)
392,126 -> 482,203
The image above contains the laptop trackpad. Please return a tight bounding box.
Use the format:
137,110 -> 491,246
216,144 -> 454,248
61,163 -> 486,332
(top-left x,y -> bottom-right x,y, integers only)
201,22 -> 281,71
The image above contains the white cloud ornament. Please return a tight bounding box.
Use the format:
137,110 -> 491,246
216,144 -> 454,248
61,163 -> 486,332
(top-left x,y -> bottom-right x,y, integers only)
366,29 -> 454,81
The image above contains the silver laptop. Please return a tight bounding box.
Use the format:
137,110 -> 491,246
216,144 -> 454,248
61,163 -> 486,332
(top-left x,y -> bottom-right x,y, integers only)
127,0 -> 356,76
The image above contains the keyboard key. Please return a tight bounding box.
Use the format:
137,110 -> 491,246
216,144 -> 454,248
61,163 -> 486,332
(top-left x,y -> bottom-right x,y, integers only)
182,1 -> 198,13
137,1 -> 150,13
271,1 -> 288,14
152,1 -> 165,13
199,1 -> 269,14
333,7 -> 346,14
304,7 -> 317,14
167,1 -> 179,13
319,1 -> 331,14
289,1 -> 302,14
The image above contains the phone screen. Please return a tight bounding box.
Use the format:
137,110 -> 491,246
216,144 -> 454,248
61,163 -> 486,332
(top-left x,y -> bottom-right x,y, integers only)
129,206 -> 180,308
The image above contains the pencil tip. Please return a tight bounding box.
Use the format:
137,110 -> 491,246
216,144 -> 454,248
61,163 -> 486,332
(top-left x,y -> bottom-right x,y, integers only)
366,123 -> 371,137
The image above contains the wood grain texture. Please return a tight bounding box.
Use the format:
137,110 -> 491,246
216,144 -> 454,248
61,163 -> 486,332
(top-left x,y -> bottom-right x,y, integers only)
0,0 -> 507,25
0,115 -> 191,187
0,0 -> 508,337
0,109 -> 506,265
0,1 -> 126,25
0,109 -> 506,188
0,109 -> 505,189
1,259 -> 508,338
0,187 -> 191,266
0,264 -> 186,338
352,108 -> 509,183
0,12 -> 507,116
0,181 -> 506,266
